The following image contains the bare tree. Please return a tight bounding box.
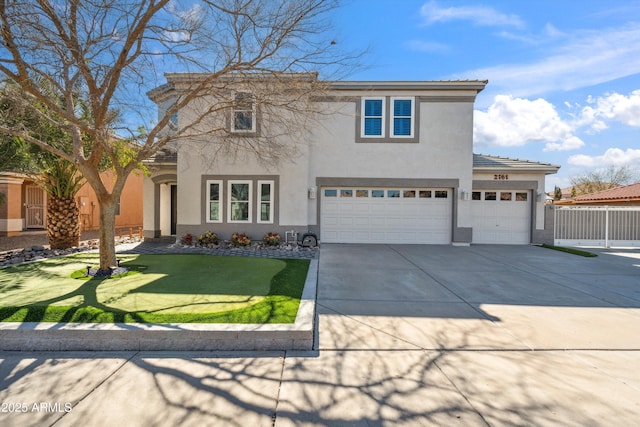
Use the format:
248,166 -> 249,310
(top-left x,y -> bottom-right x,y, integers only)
0,0 -> 354,273
569,165 -> 638,197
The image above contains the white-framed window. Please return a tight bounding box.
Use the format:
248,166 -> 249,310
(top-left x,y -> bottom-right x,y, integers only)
361,97 -> 385,138
391,97 -> 414,137
231,92 -> 256,133
257,180 -> 274,224
228,180 -> 252,223
206,180 -> 223,223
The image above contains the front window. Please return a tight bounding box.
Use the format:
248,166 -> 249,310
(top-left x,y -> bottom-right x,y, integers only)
257,180 -> 274,223
361,98 -> 385,137
228,181 -> 252,222
232,92 -> 255,132
206,180 -> 222,222
391,98 -> 414,137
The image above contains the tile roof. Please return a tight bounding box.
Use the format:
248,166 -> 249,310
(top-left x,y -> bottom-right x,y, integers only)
473,154 -> 560,173
570,182 -> 640,203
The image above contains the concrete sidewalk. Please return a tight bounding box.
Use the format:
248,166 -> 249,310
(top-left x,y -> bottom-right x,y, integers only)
1,244 -> 639,426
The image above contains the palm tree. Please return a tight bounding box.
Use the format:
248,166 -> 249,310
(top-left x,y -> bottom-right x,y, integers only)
1,80 -> 86,249
37,161 -> 85,249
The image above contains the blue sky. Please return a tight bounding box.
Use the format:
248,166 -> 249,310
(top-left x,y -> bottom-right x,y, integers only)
331,0 -> 640,191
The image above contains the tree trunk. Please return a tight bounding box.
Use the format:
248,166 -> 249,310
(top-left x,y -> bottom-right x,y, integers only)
46,196 -> 80,249
97,196 -> 118,274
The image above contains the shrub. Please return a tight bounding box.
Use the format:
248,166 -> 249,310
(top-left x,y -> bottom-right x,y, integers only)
198,230 -> 219,247
180,233 -> 194,246
231,232 -> 251,247
262,232 -> 282,246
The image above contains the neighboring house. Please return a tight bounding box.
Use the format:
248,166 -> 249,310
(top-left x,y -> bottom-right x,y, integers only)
144,74 -> 559,245
555,182 -> 640,206
0,170 -> 143,236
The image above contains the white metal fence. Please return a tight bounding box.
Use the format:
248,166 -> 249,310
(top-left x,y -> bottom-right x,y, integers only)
554,206 -> 640,247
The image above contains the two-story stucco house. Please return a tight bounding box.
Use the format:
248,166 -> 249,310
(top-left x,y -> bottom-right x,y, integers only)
144,73 -> 559,245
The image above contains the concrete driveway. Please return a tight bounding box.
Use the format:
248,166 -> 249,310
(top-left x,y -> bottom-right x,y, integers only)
1,244 -> 639,426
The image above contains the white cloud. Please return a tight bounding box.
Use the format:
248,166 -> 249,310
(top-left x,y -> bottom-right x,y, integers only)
583,90 -> 640,127
568,148 -> 640,167
474,95 -> 584,151
458,23 -> 640,98
420,1 -> 524,28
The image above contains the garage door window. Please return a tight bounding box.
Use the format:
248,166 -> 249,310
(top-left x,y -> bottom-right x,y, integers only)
420,190 -> 432,198
372,190 -> 384,198
485,192 -> 497,201
340,189 -> 353,197
516,192 -> 528,201
435,190 -> 448,198
324,189 -> 337,197
501,192 -> 512,201
388,190 -> 400,198
472,191 -> 481,200
356,189 -> 369,197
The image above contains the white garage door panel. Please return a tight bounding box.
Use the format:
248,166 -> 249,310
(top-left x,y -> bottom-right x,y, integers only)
471,190 -> 531,244
321,187 -> 452,244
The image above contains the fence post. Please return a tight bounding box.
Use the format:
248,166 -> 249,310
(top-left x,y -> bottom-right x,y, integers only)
605,205 -> 609,248
553,205 -> 557,245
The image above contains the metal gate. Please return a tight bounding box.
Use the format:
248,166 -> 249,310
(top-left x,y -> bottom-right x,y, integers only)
25,185 -> 46,229
554,206 -> 640,247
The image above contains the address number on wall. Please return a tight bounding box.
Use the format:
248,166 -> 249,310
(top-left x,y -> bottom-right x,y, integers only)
493,174 -> 509,180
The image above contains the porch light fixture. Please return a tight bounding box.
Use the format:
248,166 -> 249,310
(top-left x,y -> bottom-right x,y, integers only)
308,186 -> 317,199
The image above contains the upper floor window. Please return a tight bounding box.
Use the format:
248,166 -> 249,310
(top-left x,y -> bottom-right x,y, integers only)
391,98 -> 414,137
361,98 -> 385,137
232,92 -> 256,133
358,96 -> 417,142
168,111 -> 178,130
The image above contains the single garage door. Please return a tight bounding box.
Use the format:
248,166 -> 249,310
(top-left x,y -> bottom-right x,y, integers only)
471,190 -> 531,244
321,187 -> 452,244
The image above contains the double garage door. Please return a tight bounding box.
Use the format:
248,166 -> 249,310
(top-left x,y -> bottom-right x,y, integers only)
471,190 -> 531,244
321,187 -> 452,244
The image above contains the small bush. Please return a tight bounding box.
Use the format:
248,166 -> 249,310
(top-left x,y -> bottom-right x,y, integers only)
262,232 -> 282,246
198,230 -> 219,247
180,233 -> 194,246
231,232 -> 251,247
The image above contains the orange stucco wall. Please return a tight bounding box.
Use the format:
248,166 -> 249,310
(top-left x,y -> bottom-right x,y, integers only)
76,170 -> 144,231
0,178 -> 27,236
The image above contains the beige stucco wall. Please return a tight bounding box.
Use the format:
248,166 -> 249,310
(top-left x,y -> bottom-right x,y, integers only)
308,98 -> 475,230
146,78 -> 484,241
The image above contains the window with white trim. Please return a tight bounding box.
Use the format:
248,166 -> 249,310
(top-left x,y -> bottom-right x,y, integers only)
361,98 -> 385,137
206,180 -> 222,223
391,97 -> 414,137
231,92 -> 256,133
228,181 -> 252,223
257,180 -> 274,223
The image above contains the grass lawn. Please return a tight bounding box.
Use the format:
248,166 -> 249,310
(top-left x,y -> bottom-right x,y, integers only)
0,254 -> 310,324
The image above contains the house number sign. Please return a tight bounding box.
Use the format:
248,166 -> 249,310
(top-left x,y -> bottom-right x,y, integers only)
493,174 -> 509,180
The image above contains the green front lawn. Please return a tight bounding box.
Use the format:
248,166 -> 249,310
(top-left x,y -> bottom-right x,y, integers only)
0,254 -> 310,324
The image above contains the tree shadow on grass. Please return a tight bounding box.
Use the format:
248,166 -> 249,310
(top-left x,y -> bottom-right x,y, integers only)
0,275 -> 146,324
0,256 -> 310,324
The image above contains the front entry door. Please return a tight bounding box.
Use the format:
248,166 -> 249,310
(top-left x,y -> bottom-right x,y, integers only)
25,185 -> 46,229
170,184 -> 177,235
